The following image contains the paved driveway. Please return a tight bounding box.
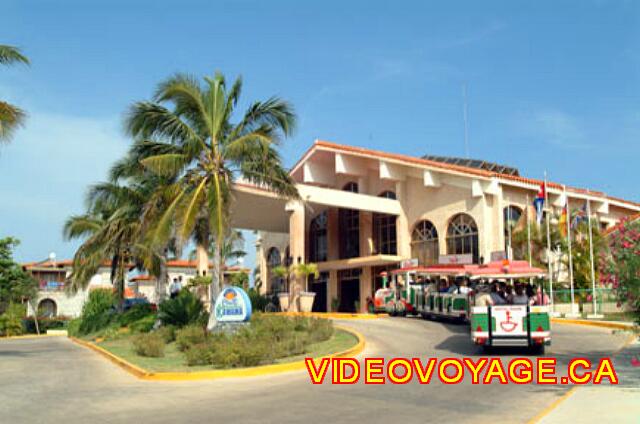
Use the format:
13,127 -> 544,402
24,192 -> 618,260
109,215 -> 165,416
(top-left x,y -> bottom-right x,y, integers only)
0,318 -> 631,424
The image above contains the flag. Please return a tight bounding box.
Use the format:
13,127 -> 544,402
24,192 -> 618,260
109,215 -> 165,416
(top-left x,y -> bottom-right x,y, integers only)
571,203 -> 587,228
559,201 -> 568,237
533,182 -> 545,224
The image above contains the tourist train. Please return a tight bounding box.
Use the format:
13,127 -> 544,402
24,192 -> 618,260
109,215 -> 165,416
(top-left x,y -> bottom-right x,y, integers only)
373,258 -> 551,353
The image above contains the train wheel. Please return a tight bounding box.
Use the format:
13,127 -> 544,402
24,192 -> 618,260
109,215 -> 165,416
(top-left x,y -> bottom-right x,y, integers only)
530,344 -> 545,355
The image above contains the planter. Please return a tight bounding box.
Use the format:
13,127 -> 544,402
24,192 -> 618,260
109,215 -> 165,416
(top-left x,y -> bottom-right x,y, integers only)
299,292 -> 316,312
278,293 -> 290,312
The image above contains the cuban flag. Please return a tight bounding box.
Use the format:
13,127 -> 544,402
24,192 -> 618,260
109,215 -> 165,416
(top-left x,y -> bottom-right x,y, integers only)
533,182 -> 545,224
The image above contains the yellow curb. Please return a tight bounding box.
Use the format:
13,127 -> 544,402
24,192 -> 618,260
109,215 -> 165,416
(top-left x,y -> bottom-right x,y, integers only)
527,386 -> 578,424
551,318 -> 636,331
0,333 -> 65,341
69,325 -> 365,382
272,312 -> 388,320
69,336 -> 149,378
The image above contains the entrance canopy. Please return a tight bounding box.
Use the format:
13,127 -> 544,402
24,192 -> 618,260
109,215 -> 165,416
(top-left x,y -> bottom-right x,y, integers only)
229,182 -> 402,233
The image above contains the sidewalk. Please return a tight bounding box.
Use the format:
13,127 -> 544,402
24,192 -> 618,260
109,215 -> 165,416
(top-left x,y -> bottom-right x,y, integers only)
539,337 -> 640,423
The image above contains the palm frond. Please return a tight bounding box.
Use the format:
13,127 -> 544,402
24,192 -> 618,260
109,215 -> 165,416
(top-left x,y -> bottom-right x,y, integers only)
0,45 -> 29,66
0,101 -> 26,142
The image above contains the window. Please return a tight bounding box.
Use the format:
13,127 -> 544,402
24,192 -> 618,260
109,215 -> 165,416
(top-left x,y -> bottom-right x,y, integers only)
411,220 -> 439,265
339,182 -> 360,259
266,247 -> 282,292
342,182 -> 359,193
309,211 -> 328,262
373,191 -> 397,255
446,213 -> 479,263
503,206 -> 523,252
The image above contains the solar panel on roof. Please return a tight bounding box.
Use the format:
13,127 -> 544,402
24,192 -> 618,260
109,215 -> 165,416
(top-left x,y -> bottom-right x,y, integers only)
422,154 -> 520,176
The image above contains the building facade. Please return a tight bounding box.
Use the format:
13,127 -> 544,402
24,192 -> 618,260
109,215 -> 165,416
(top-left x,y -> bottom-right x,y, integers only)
23,259 -> 248,317
243,140 -> 640,313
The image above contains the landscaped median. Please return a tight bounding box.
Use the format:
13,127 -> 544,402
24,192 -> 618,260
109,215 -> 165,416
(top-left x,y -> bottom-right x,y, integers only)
70,324 -> 364,381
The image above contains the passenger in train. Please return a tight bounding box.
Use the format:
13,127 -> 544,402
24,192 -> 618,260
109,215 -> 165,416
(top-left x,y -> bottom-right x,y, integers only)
490,282 -> 506,305
511,284 -> 530,305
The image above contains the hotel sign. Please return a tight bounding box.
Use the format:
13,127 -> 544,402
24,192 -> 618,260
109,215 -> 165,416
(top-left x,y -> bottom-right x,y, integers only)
214,286 -> 252,322
438,254 -> 473,265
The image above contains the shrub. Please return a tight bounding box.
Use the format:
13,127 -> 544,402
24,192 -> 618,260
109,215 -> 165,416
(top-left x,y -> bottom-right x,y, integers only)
158,290 -> 206,328
0,303 -> 25,336
132,332 -> 165,357
307,317 -> 334,343
117,304 -> 154,327
247,288 -> 269,312
128,314 -> 157,333
78,289 -> 115,335
208,338 -> 240,368
67,318 -> 81,337
175,324 -> 207,352
155,325 -> 176,343
184,342 -> 213,366
22,316 -> 72,334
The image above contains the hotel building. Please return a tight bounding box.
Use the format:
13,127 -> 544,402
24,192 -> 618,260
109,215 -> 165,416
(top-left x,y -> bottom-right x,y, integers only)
230,140 -> 640,313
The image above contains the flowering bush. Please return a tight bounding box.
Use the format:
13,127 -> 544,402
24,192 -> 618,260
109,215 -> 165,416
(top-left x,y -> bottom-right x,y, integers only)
600,217 -> 640,323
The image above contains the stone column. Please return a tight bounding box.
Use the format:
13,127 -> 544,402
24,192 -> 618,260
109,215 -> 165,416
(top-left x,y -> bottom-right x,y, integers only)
286,200 -> 305,311
360,211 -> 373,257
395,181 -> 411,258
328,270 -> 338,312
360,266 -> 372,313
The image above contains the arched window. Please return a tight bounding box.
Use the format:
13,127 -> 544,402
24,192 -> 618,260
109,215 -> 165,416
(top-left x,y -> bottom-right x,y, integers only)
309,211 -> 328,262
38,299 -> 57,318
411,220 -> 439,265
339,183 -> 360,258
266,247 -> 283,292
267,247 -> 281,268
373,191 -> 397,255
446,213 -> 479,263
503,206 -> 523,253
342,182 -> 358,193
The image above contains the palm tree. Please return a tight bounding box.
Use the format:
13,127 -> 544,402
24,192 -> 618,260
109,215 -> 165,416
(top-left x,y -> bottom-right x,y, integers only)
125,72 -> 298,328
0,45 -> 29,143
189,229 -> 246,266
63,179 -> 157,310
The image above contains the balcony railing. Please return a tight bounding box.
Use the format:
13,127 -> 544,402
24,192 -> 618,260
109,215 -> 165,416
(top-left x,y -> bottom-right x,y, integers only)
39,281 -> 65,291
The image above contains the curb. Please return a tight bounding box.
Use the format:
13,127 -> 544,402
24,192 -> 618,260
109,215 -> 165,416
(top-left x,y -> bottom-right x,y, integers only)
272,312 -> 388,320
69,325 -> 365,382
0,333 -> 65,341
527,387 -> 578,424
551,318 -> 637,331
69,336 -> 149,378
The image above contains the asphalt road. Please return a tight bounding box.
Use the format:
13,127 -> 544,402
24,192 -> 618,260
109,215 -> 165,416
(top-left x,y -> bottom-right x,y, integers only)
0,318 -> 632,424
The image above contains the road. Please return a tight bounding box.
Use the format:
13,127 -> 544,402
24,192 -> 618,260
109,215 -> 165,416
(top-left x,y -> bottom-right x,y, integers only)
0,318 -> 633,424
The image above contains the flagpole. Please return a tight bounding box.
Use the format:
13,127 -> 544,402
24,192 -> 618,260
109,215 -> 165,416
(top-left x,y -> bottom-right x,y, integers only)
544,171 -> 555,313
526,194 -> 532,267
507,201 -> 513,260
564,186 -> 578,317
586,199 -> 602,319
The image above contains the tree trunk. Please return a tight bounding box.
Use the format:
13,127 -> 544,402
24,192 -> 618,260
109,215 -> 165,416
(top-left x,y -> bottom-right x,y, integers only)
206,239 -> 222,331
156,256 -> 168,304
196,243 -> 209,277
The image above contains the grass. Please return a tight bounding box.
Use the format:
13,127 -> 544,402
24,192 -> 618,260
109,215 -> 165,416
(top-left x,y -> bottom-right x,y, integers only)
97,329 -> 358,373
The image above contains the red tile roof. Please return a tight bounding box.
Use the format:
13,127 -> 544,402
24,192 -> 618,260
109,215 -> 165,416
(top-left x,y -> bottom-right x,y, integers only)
294,140 -> 639,208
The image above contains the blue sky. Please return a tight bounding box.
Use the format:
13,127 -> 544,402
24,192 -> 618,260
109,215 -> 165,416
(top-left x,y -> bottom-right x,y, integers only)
1,0 -> 639,273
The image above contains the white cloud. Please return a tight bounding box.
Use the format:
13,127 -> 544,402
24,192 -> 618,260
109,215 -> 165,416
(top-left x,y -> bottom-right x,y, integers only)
0,110 -> 128,261
517,109 -> 590,149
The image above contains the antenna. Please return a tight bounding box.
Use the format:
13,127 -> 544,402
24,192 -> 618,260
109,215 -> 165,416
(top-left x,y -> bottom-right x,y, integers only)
462,83 -> 470,159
